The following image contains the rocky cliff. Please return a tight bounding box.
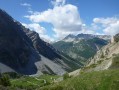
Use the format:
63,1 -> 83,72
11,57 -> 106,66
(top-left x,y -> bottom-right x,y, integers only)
83,33 -> 119,72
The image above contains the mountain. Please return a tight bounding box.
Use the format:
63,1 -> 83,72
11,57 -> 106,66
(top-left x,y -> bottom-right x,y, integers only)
52,34 -> 110,64
0,9 -> 82,75
83,33 -> 119,72
43,34 -> 119,90
63,33 -> 111,42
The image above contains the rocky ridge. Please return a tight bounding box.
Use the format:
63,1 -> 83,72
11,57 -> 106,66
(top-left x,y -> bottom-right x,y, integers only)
83,33 -> 119,72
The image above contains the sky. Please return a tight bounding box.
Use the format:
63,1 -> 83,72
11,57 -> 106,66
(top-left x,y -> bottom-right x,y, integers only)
0,0 -> 119,41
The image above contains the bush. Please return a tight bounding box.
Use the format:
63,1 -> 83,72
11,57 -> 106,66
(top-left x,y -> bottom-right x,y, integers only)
0,74 -> 11,86
50,85 -> 63,90
44,80 -> 51,86
100,52 -> 105,58
2,72 -> 23,79
63,73 -> 70,80
111,54 -> 119,68
97,60 -> 103,64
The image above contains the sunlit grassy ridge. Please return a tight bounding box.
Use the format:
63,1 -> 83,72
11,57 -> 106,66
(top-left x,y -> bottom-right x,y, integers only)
40,69 -> 119,90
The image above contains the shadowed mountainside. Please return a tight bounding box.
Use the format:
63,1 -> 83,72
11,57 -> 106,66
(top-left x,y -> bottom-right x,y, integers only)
0,9 -> 82,75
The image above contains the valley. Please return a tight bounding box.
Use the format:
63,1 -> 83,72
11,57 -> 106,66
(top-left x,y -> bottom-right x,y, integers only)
0,1 -> 119,89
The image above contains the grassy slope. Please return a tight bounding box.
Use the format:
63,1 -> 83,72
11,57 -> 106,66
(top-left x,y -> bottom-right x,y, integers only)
110,54 -> 119,69
10,75 -> 60,90
40,69 -> 119,90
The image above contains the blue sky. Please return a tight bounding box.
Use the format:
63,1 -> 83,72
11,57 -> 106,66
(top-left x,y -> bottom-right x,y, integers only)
0,0 -> 119,41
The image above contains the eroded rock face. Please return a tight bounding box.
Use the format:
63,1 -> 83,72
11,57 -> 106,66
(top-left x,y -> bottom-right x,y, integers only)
0,9 -> 81,75
85,32 -> 119,72
24,30 -> 62,60
114,33 -> 119,42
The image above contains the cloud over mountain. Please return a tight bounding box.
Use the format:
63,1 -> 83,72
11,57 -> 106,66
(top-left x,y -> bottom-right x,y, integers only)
22,0 -> 119,41
93,17 -> 119,35
25,4 -> 84,39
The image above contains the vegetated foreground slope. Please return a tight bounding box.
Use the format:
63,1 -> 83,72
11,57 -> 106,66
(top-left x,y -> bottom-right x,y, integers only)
40,69 -> 119,90
53,34 -> 109,64
0,9 -> 82,75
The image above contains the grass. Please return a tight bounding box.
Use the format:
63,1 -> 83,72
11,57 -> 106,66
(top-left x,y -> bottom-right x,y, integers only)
2,69 -> 119,90
10,74 -> 60,89
110,54 -> 119,69
40,69 -> 119,90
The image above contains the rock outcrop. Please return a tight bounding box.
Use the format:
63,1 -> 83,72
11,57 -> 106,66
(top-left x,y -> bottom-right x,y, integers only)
84,33 -> 119,72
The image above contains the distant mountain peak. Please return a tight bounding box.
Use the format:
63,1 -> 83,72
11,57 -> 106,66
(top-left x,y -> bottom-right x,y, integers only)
63,34 -> 75,42
64,34 -> 75,39
63,33 -> 111,42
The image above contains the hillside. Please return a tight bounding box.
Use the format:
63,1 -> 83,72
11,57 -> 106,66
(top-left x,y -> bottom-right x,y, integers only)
83,33 -> 119,72
40,69 -> 119,90
37,33 -> 119,90
53,35 -> 109,64
0,9 -> 82,75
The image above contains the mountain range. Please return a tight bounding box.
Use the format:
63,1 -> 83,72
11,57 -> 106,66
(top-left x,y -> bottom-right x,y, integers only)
63,34 -> 111,42
52,34 -> 110,64
0,9 -> 83,75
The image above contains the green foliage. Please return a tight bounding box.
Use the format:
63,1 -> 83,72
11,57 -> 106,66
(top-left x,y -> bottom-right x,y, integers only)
41,85 -> 63,90
2,72 -> 23,79
82,64 -> 97,71
44,80 -> 51,86
10,74 -> 60,89
63,73 -> 70,80
90,64 -> 97,68
97,60 -> 103,64
0,74 -> 11,86
111,54 -> 119,69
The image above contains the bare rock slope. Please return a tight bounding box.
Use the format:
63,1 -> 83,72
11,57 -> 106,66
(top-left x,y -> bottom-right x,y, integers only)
84,34 -> 119,72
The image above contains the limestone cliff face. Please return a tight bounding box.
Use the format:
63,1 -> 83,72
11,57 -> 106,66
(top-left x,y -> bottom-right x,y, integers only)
84,33 -> 119,71
0,9 -> 82,75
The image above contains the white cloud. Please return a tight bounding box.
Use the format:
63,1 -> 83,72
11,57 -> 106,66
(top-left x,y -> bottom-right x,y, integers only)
24,4 -> 85,39
93,17 -> 119,35
21,3 -> 31,7
51,0 -> 66,6
22,23 -> 46,34
104,21 -> 119,35
22,1 -> 119,41
22,23 -> 54,42
20,3 -> 33,14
